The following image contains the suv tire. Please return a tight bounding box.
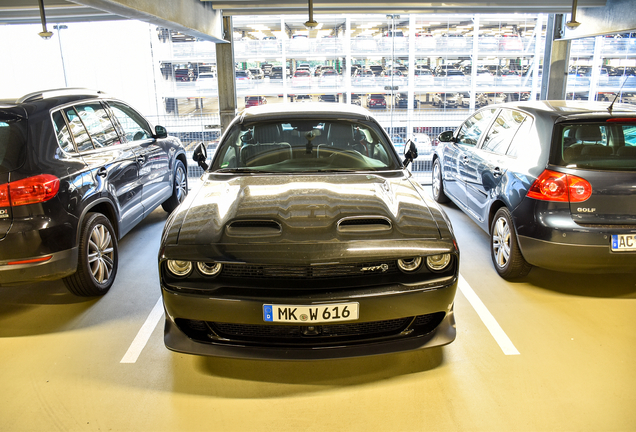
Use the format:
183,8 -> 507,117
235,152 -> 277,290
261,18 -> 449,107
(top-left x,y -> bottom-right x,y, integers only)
63,213 -> 118,296
162,160 -> 188,213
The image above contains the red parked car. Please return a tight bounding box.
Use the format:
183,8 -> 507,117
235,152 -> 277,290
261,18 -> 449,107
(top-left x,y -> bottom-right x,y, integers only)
367,93 -> 387,109
245,96 -> 267,108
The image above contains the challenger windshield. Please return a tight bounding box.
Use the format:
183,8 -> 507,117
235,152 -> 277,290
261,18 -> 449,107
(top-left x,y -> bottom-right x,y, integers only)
211,118 -> 401,172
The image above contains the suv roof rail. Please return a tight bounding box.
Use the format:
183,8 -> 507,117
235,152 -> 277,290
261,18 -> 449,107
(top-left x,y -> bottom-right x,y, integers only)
17,88 -> 107,104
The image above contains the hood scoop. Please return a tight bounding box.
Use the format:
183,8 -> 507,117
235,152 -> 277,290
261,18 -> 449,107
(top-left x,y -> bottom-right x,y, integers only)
226,220 -> 282,237
337,216 -> 392,233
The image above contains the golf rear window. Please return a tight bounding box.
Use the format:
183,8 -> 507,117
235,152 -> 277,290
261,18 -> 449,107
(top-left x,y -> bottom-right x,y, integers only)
554,122 -> 636,171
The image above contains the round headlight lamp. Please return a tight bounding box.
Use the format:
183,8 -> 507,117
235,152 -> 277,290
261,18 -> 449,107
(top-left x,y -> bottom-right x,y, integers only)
166,260 -> 193,277
197,261 -> 223,277
397,257 -> 422,272
426,254 -> 451,272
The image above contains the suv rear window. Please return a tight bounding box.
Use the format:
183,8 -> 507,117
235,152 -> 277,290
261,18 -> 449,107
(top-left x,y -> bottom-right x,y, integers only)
0,113 -> 27,174
555,122 -> 636,170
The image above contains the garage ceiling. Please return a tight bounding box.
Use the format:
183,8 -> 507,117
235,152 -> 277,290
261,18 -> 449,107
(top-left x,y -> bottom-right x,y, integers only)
0,0 -> 606,25
205,0 -> 605,15
0,0 -> 616,42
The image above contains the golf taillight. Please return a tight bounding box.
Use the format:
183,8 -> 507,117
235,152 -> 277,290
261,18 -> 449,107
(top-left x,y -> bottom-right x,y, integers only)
0,174 -> 60,207
527,169 -> 592,203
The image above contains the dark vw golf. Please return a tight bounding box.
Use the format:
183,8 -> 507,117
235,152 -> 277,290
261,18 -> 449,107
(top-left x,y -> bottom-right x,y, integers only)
159,103 -> 458,359
432,100 -> 636,279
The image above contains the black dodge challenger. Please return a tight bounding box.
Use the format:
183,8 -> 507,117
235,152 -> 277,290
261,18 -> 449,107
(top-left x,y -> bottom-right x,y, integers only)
158,102 -> 459,360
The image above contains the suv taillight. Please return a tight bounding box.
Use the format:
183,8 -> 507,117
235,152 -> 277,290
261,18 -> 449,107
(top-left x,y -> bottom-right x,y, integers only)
0,174 -> 60,207
527,169 -> 592,203
0,184 -> 8,207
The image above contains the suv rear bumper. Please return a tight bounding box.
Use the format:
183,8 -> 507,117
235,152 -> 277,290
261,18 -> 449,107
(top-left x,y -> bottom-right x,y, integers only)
0,247 -> 78,285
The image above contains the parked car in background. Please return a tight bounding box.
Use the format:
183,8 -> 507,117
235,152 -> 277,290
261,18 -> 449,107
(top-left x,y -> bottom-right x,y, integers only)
432,100 -> 636,279
318,94 -> 338,103
290,34 -> 310,52
367,93 -> 387,109
270,66 -> 285,80
0,89 -> 188,296
160,102 -> 458,359
235,69 -> 254,88
196,72 -> 216,90
369,65 -> 384,76
295,94 -> 312,102
436,68 -> 467,84
414,68 -> 434,85
609,66 -> 636,76
248,68 -> 265,80
245,96 -> 267,107
292,69 -> 312,87
353,68 -> 376,86
175,67 -> 194,82
412,133 -> 433,156
319,69 -> 340,87
484,92 -> 507,105
432,93 -> 460,108
261,63 -> 273,77
394,93 -> 419,108
380,69 -> 406,85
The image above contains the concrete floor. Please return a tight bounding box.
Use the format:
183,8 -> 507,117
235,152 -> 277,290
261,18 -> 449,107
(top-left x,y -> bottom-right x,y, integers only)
1,187 -> 635,431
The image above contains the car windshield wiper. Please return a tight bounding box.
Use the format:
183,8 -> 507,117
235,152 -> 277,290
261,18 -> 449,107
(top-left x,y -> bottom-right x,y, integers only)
308,168 -> 360,173
215,168 -> 277,174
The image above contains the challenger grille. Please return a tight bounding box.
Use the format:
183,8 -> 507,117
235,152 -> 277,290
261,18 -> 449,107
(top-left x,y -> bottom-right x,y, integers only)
221,260 -> 399,279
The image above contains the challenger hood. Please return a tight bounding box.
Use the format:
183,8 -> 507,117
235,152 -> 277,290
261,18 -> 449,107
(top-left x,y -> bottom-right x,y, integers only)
169,172 -> 441,245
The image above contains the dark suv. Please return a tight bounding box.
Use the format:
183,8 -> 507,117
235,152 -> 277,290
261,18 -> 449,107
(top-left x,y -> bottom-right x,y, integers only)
0,89 -> 188,296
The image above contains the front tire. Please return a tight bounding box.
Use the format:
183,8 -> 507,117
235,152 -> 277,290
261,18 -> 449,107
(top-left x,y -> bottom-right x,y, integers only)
490,207 -> 532,279
63,213 -> 118,296
432,158 -> 449,203
162,160 -> 188,213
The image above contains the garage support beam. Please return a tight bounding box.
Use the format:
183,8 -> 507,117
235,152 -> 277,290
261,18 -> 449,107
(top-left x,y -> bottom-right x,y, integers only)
71,0 -> 225,42
541,14 -> 570,100
216,16 -> 237,134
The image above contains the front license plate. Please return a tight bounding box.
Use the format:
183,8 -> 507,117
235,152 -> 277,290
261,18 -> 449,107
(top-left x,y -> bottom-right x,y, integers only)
263,303 -> 359,323
611,234 -> 636,251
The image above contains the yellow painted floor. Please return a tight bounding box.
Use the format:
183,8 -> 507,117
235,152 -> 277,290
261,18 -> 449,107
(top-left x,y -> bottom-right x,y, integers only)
1,189 -> 635,431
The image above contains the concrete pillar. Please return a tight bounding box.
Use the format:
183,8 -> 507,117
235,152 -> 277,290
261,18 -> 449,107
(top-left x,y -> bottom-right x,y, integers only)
216,16 -> 237,134
541,14 -> 570,100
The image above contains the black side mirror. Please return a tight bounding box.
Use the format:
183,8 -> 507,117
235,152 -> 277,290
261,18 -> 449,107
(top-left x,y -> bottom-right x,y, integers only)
154,125 -> 168,139
192,142 -> 208,170
437,130 -> 455,143
403,139 -> 418,167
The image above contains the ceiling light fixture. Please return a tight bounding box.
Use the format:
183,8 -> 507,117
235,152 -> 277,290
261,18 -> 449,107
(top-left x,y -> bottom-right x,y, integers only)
37,0 -> 53,39
566,0 -> 581,29
304,0 -> 318,28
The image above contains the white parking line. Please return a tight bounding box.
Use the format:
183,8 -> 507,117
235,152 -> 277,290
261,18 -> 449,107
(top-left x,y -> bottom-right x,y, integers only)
120,297 -> 164,364
458,274 -> 520,355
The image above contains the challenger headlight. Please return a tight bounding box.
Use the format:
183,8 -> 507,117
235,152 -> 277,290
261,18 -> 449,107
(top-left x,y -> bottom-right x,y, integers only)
166,260 -> 193,277
397,257 -> 422,272
426,254 -> 451,272
197,261 -> 223,277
